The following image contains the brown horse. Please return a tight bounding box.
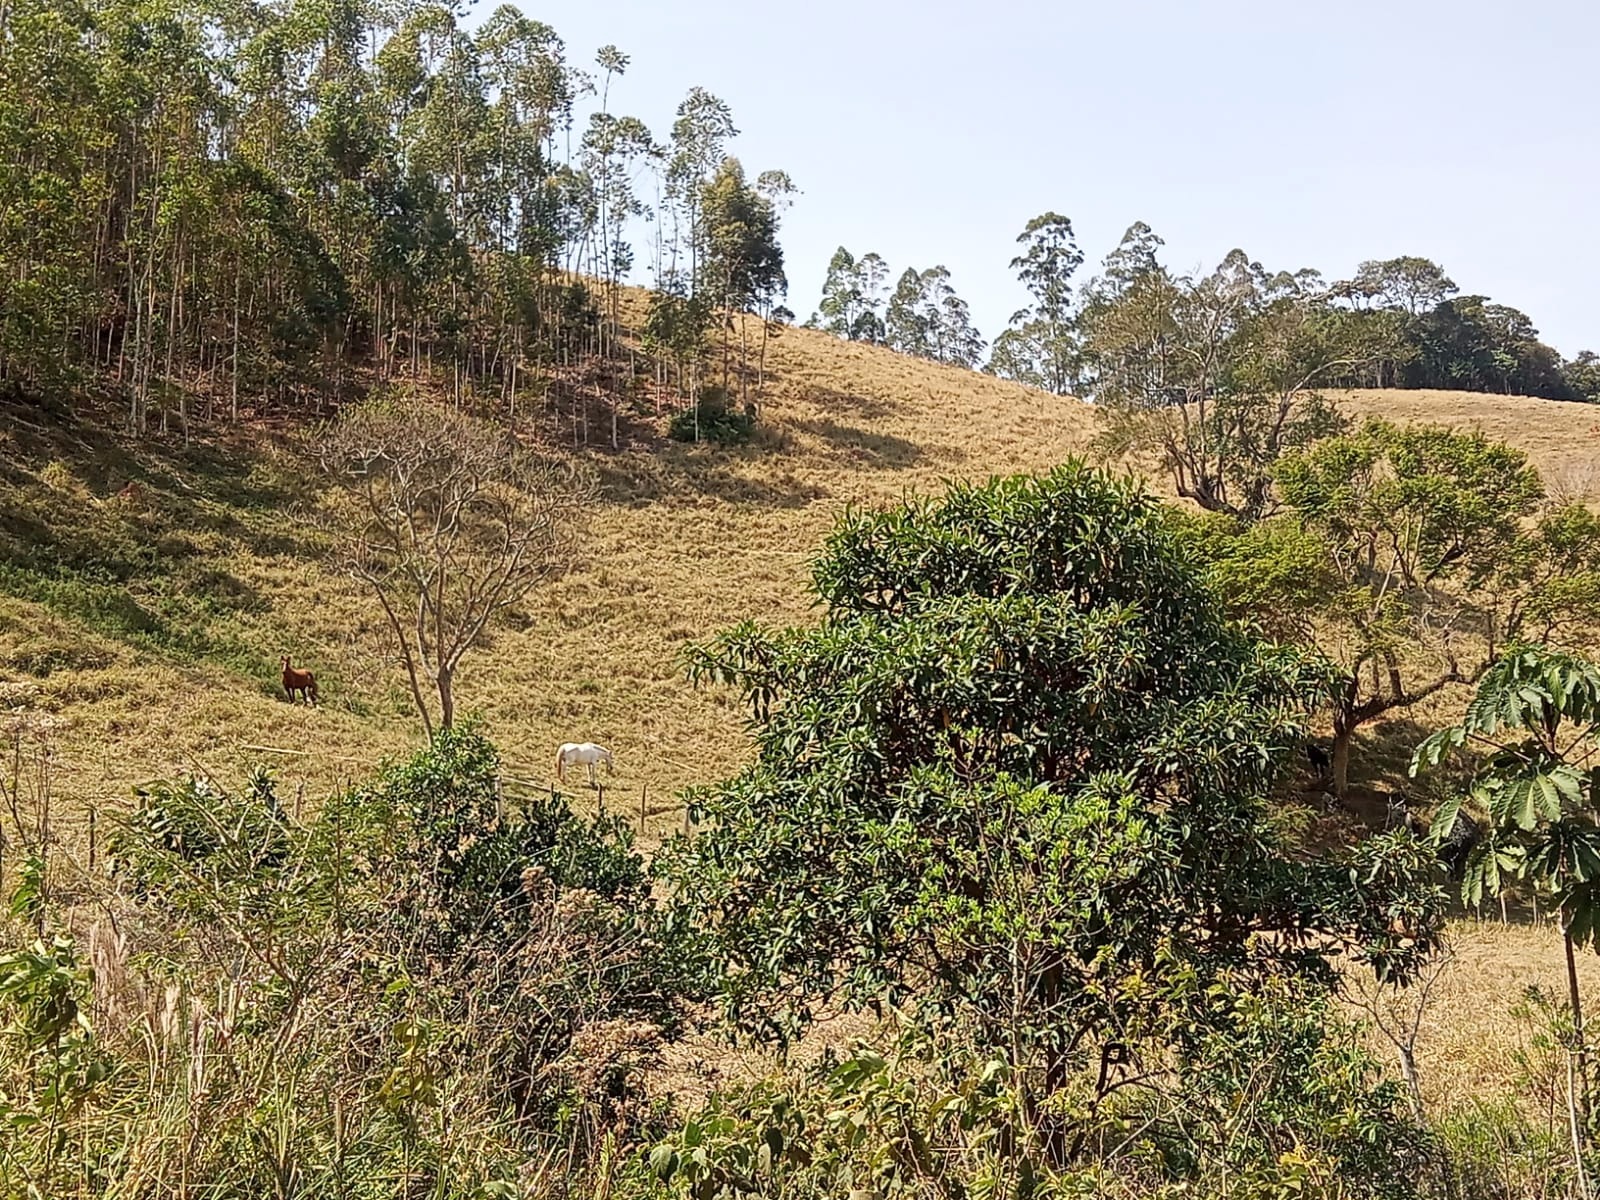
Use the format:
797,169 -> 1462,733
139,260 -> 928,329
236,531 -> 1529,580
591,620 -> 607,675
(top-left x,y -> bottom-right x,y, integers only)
281,655 -> 318,705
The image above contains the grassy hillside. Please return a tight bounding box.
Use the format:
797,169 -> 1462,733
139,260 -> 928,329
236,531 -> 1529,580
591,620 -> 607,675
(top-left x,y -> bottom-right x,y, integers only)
5,321 -> 1600,1110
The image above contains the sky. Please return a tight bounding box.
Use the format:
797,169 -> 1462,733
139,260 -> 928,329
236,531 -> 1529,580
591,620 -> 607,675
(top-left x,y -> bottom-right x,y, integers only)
470,0 -> 1599,357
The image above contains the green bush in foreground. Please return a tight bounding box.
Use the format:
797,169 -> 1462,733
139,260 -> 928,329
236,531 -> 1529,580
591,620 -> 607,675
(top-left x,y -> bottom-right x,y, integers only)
2,725 -> 687,1196
661,462 -> 1444,1166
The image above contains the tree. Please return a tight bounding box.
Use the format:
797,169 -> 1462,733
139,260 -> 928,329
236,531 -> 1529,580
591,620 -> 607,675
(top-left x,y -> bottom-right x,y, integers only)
852,251 -> 889,343
699,157 -> 787,408
813,246 -> 861,338
1084,232 -> 1370,522
319,397 -> 593,735
811,248 -> 889,343
987,212 -> 1083,394
883,265 -> 984,367
660,463 -> 1441,1160
884,267 -> 930,357
1568,351 -> 1600,404
1345,256 -> 1458,317
1215,419 -> 1600,795
1413,645 -> 1600,1147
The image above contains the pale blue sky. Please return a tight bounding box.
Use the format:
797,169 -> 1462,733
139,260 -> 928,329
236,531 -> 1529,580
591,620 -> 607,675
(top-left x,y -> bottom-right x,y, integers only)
477,0 -> 1598,357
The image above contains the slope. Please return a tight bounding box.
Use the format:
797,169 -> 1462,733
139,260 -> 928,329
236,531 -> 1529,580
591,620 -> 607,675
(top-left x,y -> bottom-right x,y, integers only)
5,321 -> 1600,1111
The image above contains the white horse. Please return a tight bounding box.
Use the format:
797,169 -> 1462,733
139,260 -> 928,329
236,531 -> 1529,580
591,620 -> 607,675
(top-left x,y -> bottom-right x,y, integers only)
555,741 -> 614,786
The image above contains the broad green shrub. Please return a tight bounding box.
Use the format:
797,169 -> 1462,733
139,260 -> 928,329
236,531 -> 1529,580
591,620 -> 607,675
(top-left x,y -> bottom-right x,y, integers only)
660,462 -> 1444,1166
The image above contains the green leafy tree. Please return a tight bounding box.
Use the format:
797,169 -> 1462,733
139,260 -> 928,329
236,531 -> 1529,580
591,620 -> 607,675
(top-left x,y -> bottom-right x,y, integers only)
987,211 -> 1083,394
813,246 -> 861,337
697,157 -> 787,417
883,265 -> 984,367
1414,645 -> 1600,1123
1567,351 -> 1600,404
852,251 -> 890,343
884,266 -> 930,357
660,463 -> 1442,1160
1218,419 -> 1600,795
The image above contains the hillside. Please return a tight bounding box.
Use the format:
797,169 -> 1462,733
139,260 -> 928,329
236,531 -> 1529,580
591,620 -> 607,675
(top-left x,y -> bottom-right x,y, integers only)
5,326 -> 1600,1118
6,327 -> 1600,826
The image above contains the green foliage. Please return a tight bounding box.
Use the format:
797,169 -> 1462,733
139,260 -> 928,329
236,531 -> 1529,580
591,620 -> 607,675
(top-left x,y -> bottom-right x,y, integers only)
660,462 -> 1442,1160
811,247 -> 890,343
987,212 -> 1083,395
1195,419 -> 1600,793
1329,259 -> 1579,399
669,388 -> 756,444
884,265 -> 986,368
4,727 -> 690,1194
0,935 -> 112,1145
1413,644 -> 1600,933
1083,232 -> 1356,521
0,0 -> 788,426
647,986 -> 1435,1200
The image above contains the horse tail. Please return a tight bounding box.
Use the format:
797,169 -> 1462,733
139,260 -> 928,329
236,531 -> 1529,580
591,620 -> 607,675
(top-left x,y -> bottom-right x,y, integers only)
554,746 -> 565,783
308,673 -> 318,704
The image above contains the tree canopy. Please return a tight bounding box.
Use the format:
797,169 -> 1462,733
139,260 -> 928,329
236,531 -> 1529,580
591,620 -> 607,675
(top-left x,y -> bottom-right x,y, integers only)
1194,419 -> 1600,794
0,0 -> 790,438
660,463 -> 1442,1124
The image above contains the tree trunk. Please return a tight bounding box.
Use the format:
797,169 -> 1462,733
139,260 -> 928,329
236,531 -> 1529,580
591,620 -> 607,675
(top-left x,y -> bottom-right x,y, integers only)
437,667 -> 455,732
1567,915 -> 1593,1196
1567,917 -> 1591,1120
1331,713 -> 1354,799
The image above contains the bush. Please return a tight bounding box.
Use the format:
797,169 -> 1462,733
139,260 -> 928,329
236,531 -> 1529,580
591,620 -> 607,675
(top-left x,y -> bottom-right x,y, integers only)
646,986 -> 1436,1200
659,462 -> 1443,1166
3,726 -> 692,1195
668,388 -> 754,444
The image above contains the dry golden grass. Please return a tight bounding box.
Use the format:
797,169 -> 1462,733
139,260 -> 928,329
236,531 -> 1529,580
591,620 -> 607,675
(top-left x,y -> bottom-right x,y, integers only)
1,322 -> 1101,834
5,322 -> 1600,1115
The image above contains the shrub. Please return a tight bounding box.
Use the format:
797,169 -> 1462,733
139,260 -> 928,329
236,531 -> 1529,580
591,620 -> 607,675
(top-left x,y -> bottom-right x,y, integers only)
660,462 -> 1444,1164
4,726 -> 691,1195
668,388 -> 755,444
646,986 -> 1436,1200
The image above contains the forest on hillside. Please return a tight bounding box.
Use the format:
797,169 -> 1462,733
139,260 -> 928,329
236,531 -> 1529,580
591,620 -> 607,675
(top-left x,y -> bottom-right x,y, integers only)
4,0 -> 1595,460
0,0 -> 791,439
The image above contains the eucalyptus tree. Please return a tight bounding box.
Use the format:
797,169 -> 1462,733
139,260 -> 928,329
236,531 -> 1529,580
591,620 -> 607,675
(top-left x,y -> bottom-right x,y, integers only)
696,158 -> 788,418
988,212 -> 1083,394
661,462 -> 1443,1162
921,266 -> 986,368
884,265 -> 984,367
814,247 -> 889,343
666,87 -> 736,297
814,247 -> 863,339
885,267 -> 930,358
0,0 -> 787,432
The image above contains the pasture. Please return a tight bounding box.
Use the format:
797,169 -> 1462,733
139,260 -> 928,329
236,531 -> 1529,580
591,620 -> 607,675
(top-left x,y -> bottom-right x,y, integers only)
4,320 -> 1600,1111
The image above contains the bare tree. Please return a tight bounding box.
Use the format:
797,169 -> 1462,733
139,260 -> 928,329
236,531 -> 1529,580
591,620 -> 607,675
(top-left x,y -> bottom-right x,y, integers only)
319,398 -> 594,736
1349,937 -> 1456,1117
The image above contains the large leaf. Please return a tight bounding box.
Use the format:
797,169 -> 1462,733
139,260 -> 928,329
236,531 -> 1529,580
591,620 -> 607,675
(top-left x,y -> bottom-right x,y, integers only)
1428,791 -> 1466,843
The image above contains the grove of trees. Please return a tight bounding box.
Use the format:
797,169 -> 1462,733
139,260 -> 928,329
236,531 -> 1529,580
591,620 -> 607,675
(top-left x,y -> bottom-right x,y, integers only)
807,219 -> 1598,406
0,0 -> 790,440
808,251 -> 986,368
